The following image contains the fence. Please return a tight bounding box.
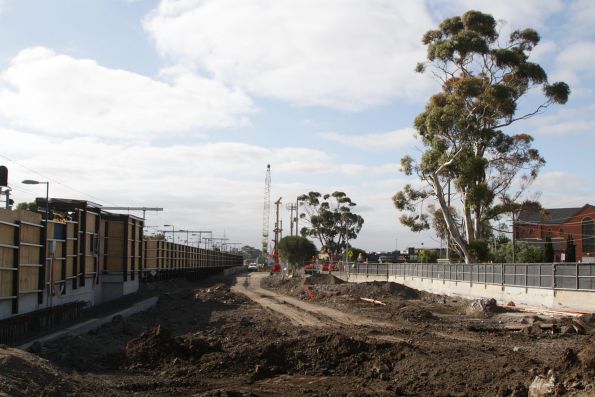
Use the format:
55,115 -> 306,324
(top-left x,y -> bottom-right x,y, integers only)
348,262 -> 595,291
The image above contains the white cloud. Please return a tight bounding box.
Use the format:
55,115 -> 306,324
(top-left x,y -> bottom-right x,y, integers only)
0,130 -> 320,243
529,104 -> 595,135
143,0 -> 434,110
3,126 -> 435,250
0,47 -> 254,139
431,0 -> 563,30
319,128 -> 417,151
566,0 -> 595,39
551,41 -> 595,88
532,171 -> 595,208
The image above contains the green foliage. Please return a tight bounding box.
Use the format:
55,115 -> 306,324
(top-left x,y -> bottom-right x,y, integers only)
468,239 -> 490,262
419,249 -> 439,263
298,191 -> 364,252
394,10 -> 569,264
566,235 -> 576,262
278,236 -> 317,268
544,235 -> 554,262
493,241 -> 543,263
15,202 -> 37,211
349,247 -> 367,261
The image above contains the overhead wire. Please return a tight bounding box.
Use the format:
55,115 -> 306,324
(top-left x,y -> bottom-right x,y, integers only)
0,153 -> 118,206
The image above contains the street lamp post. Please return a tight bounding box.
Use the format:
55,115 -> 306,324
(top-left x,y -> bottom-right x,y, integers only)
179,229 -> 190,245
22,179 -> 49,305
22,180 -> 49,224
163,224 -> 175,242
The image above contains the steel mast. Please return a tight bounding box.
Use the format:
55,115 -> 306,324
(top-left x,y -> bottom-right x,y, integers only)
261,164 -> 271,256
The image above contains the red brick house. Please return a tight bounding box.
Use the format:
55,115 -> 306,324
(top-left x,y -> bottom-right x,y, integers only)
515,204 -> 595,262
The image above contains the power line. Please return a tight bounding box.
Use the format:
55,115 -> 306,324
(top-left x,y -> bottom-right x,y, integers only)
0,153 -> 118,206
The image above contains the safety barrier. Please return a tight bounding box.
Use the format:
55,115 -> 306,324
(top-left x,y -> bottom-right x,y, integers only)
348,262 -> 595,291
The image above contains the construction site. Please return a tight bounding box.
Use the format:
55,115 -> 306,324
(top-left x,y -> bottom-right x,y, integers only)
0,269 -> 592,396
0,162 -> 594,396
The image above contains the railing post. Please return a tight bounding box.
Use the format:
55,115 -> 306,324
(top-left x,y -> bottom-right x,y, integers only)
576,262 -> 579,290
552,263 -> 556,289
538,263 -> 542,288
501,263 -> 505,290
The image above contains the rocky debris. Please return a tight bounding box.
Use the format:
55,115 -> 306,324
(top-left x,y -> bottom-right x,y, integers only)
194,284 -> 247,305
528,370 -> 556,397
579,313 -> 595,324
466,298 -> 498,318
503,316 -> 591,336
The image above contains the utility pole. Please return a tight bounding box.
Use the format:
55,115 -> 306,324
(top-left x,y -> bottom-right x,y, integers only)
286,203 -> 297,236
272,197 -> 282,272
295,198 -> 299,236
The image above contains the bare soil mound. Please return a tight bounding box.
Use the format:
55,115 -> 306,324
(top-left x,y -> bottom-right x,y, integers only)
207,332 -> 415,381
578,336 -> 595,370
124,325 -> 219,369
193,283 -> 248,305
341,281 -> 420,299
396,305 -> 435,321
0,345 -> 94,396
304,273 -> 345,285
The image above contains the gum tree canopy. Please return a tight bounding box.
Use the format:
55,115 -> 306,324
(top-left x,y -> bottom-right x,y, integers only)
298,191 -> 364,252
393,10 -> 569,264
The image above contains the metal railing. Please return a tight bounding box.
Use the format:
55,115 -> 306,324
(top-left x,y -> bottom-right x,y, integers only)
347,262 -> 595,291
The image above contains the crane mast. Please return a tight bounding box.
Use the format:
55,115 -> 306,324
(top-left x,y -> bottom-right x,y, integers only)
261,164 -> 271,255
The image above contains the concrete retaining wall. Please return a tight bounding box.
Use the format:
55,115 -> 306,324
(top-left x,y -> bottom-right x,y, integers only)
20,296 -> 158,350
347,273 -> 595,312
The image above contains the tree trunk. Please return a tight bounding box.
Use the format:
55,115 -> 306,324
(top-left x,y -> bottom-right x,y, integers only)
433,173 -> 474,263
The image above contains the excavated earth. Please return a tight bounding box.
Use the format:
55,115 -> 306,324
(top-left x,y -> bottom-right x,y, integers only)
1,272 -> 594,396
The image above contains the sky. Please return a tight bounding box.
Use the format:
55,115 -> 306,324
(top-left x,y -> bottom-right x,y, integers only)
1,0 -> 594,253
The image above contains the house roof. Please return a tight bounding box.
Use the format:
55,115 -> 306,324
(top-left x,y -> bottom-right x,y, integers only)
518,204 -> 595,225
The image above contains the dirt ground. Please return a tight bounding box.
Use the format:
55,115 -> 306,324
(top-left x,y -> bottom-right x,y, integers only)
1,271 -> 594,396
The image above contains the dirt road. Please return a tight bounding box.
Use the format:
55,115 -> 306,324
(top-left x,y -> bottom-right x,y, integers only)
233,273 -> 396,329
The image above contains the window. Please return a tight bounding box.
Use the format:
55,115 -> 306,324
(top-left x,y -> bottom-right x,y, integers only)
583,218 -> 594,253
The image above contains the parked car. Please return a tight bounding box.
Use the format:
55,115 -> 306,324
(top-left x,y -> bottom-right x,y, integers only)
247,263 -> 258,272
